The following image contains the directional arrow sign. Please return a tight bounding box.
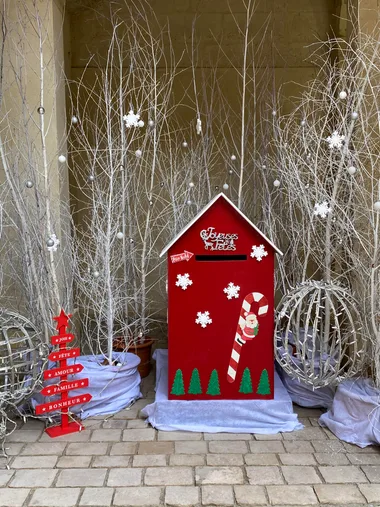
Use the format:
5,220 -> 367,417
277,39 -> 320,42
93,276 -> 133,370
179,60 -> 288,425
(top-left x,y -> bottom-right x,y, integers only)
51,333 -> 74,346
40,378 -> 89,396
43,363 -> 84,380
49,348 -> 80,362
170,250 -> 194,263
35,393 -> 92,415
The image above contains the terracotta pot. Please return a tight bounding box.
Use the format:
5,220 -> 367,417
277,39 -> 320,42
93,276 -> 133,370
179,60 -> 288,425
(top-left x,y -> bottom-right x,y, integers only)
113,337 -> 153,378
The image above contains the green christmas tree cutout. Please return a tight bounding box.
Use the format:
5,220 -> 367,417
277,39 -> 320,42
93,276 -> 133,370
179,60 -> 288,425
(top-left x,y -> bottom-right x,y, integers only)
257,368 -> 271,395
206,369 -> 221,396
188,368 -> 202,394
171,369 -> 185,396
239,367 -> 253,394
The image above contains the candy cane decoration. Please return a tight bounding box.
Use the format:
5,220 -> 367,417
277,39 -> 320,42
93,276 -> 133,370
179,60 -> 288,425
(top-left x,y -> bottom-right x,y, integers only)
227,292 -> 268,383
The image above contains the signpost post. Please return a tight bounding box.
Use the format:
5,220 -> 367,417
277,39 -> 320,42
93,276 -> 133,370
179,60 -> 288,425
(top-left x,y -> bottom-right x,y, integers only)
35,310 -> 92,437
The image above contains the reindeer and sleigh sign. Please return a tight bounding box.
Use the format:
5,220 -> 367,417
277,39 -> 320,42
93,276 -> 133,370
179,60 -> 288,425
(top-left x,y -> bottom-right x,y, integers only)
161,193 -> 282,400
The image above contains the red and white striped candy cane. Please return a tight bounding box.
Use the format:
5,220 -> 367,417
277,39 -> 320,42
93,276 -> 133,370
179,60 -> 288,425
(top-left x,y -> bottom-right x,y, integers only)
227,292 -> 268,383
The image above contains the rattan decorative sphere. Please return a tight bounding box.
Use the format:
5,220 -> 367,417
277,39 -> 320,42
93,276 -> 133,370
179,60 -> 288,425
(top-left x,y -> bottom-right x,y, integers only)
275,280 -> 365,388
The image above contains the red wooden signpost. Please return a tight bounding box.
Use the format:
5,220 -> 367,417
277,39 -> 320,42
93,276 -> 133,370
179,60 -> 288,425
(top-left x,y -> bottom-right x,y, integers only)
35,309 -> 92,437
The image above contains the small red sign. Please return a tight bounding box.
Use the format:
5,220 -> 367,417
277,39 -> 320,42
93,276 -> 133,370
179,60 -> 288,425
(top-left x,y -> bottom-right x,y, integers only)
35,393 -> 92,415
51,333 -> 74,345
40,379 -> 89,396
43,363 -> 84,380
49,348 -> 80,362
170,250 -> 194,263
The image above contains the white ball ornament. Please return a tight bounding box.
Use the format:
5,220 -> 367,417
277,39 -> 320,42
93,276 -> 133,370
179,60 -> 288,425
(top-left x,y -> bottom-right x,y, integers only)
347,166 -> 356,175
189,182 -> 195,188
374,201 -> 380,211
93,271 -> 100,278
339,91 -> 347,100
46,239 -> 54,248
351,111 -> 358,120
272,110 -> 277,117
25,180 -> 34,188
223,183 -> 229,190
187,200 -> 192,205
135,149 -> 142,158
301,120 -> 306,126
231,154 -> 237,161
273,179 -> 281,187
116,232 -> 124,239
148,120 -> 154,127
58,155 -> 66,163
137,120 -> 144,128
71,115 -> 78,124
228,169 -> 233,175
182,141 -> 188,148
88,174 -> 95,182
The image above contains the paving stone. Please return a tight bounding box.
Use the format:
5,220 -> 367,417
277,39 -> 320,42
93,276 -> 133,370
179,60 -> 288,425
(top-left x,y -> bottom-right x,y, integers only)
344,442 -> 379,453
359,483 -> 380,502
314,452 -> 350,465
166,485 -> 200,506
21,442 -> 67,455
234,485 -> 267,505
123,428 -> 156,441
283,441 -> 314,453
318,465 -> 368,483
311,440 -> 346,453
0,470 -> 14,486
93,455 -> 132,467
113,407 -> 140,420
282,427 -> 327,440
11,455 -> 58,469
170,454 -> 206,466
39,430 -> 90,442
362,465 -> 380,482
158,431 -> 202,441
246,466 -> 283,485
145,467 -> 193,486
110,442 -> 138,455
9,469 -> 57,487
113,486 -> 162,506
91,429 -> 122,441
57,456 -> 92,468
201,485 -> 234,506
2,443 -> 24,456
254,433 -> 283,440
322,428 -> 339,440
348,453 -> 380,465
195,466 -> 244,485
278,453 -> 316,465
81,419 -> 103,429
20,419 -> 45,430
206,453 -> 244,466
315,484 -> 366,504
139,441 -> 174,454
245,454 -> 279,466
292,406 -> 324,418
174,441 -> 208,454
56,468 -> 107,487
281,465 -> 321,484
267,485 -> 318,505
298,418 -> 312,427
107,468 -> 143,486
5,430 -> 41,442
29,488 -> 81,506
127,419 -> 149,429
0,488 -> 30,506
66,442 -> 108,455
79,487 -> 114,506
203,433 -> 251,440
102,419 -> 127,429
208,440 -> 248,454
249,441 -> 285,453
133,455 -> 166,467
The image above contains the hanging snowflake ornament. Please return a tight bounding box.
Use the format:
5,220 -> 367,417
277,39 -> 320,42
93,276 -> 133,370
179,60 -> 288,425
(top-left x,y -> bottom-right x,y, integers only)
250,244 -> 268,262
195,311 -> 212,328
326,131 -> 345,149
314,201 -> 332,219
223,282 -> 240,300
175,273 -> 193,290
123,110 -> 142,128
47,234 -> 60,252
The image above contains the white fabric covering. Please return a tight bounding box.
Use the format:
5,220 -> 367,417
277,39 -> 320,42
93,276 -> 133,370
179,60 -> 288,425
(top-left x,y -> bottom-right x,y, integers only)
141,349 -> 303,434
319,378 -> 380,448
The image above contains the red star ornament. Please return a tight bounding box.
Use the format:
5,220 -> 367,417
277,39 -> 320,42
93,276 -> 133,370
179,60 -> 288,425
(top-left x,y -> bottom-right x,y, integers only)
53,309 -> 72,333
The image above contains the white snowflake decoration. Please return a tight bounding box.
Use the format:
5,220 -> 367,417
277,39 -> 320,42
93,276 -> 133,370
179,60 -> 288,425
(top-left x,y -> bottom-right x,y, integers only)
314,201 -> 332,219
47,234 -> 60,252
250,244 -> 268,262
195,311 -> 212,328
223,282 -> 240,300
123,110 -> 141,128
326,131 -> 345,149
175,273 -> 193,290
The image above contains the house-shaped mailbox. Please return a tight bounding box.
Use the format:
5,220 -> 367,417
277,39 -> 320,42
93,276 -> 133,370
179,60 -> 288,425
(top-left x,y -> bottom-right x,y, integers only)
160,193 -> 282,400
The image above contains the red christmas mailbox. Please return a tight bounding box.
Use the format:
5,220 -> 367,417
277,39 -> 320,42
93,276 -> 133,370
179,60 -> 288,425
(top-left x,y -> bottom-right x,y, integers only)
161,193 -> 282,400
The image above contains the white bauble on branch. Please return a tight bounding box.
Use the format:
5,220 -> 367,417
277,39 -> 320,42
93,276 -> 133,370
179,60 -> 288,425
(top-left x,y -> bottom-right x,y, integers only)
88,174 -> 95,182
223,183 -> 229,190
25,180 -> 34,188
231,154 -> 236,161
137,120 -> 144,128
347,166 -> 356,175
351,111 -> 359,120
189,182 -> 195,188
273,179 -> 281,187
71,115 -> 78,124
148,120 -> 154,127
228,169 -> 233,175
339,91 -> 347,100
300,120 -> 306,126
135,149 -> 142,158
182,141 -> 188,148
58,155 -> 66,163
116,232 -> 124,239
374,201 -> 380,211
187,200 -> 192,205
93,271 -> 100,278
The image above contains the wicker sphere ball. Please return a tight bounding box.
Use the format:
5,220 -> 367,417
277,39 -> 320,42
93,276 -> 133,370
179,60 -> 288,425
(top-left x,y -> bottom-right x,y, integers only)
275,280 -> 364,388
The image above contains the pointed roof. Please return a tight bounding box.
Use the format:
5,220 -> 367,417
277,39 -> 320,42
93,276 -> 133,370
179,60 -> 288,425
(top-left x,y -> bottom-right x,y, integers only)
160,193 -> 283,257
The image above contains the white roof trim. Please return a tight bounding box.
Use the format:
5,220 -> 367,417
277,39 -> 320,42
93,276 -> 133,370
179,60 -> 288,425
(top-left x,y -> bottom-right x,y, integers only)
160,193 -> 283,257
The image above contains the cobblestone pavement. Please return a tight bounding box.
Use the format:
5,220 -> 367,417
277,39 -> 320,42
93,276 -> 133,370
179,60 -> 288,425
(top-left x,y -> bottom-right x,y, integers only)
1,373 -> 380,507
